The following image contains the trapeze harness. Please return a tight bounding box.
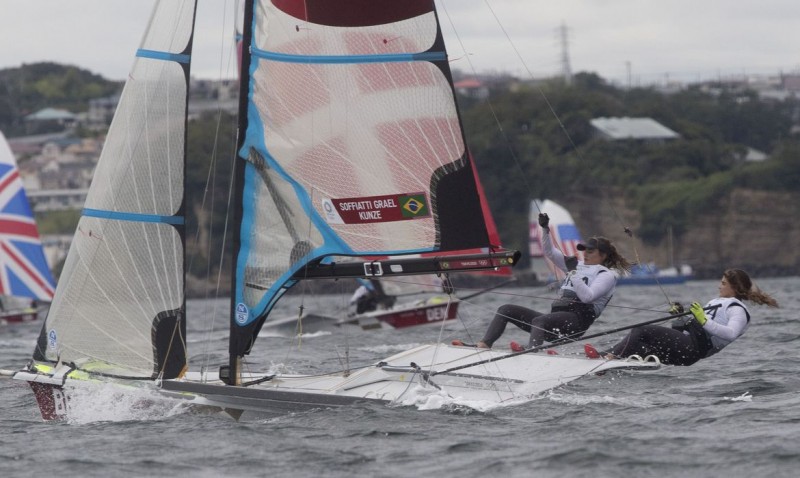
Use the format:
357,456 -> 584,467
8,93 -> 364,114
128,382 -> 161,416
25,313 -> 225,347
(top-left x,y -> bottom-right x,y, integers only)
674,297 -> 751,358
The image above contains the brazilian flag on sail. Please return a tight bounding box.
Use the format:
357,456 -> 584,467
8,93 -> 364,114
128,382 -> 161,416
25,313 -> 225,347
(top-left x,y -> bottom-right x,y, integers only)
399,194 -> 429,219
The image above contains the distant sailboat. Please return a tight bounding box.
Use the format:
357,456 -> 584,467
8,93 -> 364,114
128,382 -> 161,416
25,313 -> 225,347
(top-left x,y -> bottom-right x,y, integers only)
618,226 -> 693,286
7,0 -> 657,421
529,199 -> 582,284
529,199 -> 692,286
0,131 -> 56,323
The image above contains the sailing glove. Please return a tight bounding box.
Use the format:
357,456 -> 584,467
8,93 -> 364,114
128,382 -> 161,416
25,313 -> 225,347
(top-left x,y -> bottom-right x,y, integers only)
538,213 -> 550,230
690,302 -> 708,325
669,302 -> 684,314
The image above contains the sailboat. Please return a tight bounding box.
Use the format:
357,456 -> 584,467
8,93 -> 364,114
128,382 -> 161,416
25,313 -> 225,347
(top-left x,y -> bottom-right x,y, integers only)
618,226 -> 694,285
530,199 -> 692,286
264,276 -> 463,333
529,199 -> 582,284
6,0 -> 658,421
0,130 -> 56,324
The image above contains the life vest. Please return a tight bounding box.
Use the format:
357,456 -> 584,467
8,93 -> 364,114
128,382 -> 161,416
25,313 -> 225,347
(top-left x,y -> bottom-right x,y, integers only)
555,263 -> 614,318
702,297 -> 751,358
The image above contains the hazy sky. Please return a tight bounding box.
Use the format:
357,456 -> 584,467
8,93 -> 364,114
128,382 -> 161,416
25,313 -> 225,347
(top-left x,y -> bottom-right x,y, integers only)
2,0 -> 798,86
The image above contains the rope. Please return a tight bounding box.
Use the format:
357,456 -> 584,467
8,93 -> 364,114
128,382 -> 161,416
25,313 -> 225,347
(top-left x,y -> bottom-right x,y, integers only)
432,304 -> 721,377
443,0 -> 681,309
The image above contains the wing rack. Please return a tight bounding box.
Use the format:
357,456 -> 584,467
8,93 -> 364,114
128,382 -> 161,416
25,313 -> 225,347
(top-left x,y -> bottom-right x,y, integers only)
290,250 -> 521,280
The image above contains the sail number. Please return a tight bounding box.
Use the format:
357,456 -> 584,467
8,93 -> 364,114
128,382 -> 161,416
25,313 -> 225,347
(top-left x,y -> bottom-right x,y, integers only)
426,305 -> 448,322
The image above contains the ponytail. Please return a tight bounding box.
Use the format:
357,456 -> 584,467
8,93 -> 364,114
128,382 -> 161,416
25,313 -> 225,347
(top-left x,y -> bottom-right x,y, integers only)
594,237 -> 631,273
724,268 -> 779,308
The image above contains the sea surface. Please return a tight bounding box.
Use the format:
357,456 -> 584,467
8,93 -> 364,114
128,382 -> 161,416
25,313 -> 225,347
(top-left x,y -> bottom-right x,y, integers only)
2,277 -> 799,478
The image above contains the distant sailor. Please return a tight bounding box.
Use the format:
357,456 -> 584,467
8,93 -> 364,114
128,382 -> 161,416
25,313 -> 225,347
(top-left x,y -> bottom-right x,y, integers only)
584,269 -> 779,365
454,213 -> 631,351
349,279 -> 396,315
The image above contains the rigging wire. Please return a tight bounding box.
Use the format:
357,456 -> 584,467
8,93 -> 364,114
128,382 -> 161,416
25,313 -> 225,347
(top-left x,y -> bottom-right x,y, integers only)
191,0 -> 244,380
435,305 -> 717,376
440,0 -> 676,308
187,97 -> 240,380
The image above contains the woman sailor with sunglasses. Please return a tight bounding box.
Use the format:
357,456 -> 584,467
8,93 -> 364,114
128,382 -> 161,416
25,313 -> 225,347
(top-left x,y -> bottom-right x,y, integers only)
453,213 -> 631,352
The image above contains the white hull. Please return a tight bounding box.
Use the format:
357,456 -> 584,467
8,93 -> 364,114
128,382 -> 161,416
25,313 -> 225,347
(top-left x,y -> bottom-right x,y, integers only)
11,344 -> 659,420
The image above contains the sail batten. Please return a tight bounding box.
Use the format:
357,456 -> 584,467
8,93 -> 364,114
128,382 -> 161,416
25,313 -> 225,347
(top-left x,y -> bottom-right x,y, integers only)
136,49 -> 191,64
251,49 -> 446,64
82,208 -> 185,224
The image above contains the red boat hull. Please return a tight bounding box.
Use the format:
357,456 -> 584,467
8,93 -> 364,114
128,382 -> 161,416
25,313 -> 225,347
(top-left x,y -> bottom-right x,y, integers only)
0,310 -> 38,324
372,300 -> 460,329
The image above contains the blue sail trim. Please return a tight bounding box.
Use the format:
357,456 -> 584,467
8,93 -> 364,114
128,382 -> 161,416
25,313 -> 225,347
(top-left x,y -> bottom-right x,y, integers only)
234,33 -> 448,326
251,48 -> 445,65
82,208 -> 184,225
235,156 -> 441,326
235,156 -> 352,326
234,45 -> 360,325
136,49 -> 191,64
237,88 -> 450,325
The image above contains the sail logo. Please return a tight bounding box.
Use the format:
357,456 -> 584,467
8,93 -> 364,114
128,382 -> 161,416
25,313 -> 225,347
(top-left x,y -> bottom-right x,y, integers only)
321,198 -> 344,224
328,192 -> 430,224
235,303 -> 249,325
48,329 -> 57,349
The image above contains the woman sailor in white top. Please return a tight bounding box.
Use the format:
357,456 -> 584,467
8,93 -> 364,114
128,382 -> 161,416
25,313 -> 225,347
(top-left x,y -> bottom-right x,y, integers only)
585,269 -> 779,365
454,213 -> 631,351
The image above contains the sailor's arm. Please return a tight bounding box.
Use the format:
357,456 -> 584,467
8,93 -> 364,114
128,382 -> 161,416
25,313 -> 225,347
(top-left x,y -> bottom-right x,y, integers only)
703,306 -> 749,341
571,270 -> 614,303
542,229 -> 567,272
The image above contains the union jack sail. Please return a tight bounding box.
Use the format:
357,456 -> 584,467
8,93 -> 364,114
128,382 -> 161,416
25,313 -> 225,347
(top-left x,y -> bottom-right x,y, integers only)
0,131 -> 56,300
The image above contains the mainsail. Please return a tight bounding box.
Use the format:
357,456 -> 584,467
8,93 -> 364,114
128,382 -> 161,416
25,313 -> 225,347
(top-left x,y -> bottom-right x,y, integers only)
0,131 -> 56,302
229,0 -> 508,360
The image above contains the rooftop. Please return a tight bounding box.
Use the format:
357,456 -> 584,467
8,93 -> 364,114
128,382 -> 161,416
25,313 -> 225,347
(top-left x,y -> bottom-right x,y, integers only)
25,108 -> 77,122
591,117 -> 680,140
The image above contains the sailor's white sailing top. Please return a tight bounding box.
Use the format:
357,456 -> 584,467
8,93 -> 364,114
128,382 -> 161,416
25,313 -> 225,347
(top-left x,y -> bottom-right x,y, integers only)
701,297 -> 750,353
543,229 -> 615,317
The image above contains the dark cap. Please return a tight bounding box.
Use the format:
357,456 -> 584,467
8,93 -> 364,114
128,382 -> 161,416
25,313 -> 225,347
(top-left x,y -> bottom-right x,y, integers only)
577,237 -> 611,254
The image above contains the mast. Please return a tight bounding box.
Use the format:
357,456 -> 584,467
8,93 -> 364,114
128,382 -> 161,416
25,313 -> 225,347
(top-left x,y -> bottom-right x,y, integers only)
667,225 -> 675,268
226,0 -> 255,385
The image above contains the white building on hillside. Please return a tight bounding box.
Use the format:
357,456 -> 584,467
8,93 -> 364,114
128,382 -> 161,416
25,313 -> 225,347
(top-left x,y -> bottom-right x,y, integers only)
591,117 -> 680,142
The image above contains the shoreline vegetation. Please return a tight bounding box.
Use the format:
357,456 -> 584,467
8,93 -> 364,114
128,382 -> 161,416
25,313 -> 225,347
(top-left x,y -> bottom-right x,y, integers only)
5,63 -> 799,289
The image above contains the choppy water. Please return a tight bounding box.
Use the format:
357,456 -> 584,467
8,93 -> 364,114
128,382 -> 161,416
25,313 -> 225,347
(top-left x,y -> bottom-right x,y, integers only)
2,277 -> 799,477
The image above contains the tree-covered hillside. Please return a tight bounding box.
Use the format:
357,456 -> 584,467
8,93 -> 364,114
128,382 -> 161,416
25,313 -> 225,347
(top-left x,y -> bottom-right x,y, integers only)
0,62 -> 122,135
6,64 -> 799,273
460,72 -> 799,256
